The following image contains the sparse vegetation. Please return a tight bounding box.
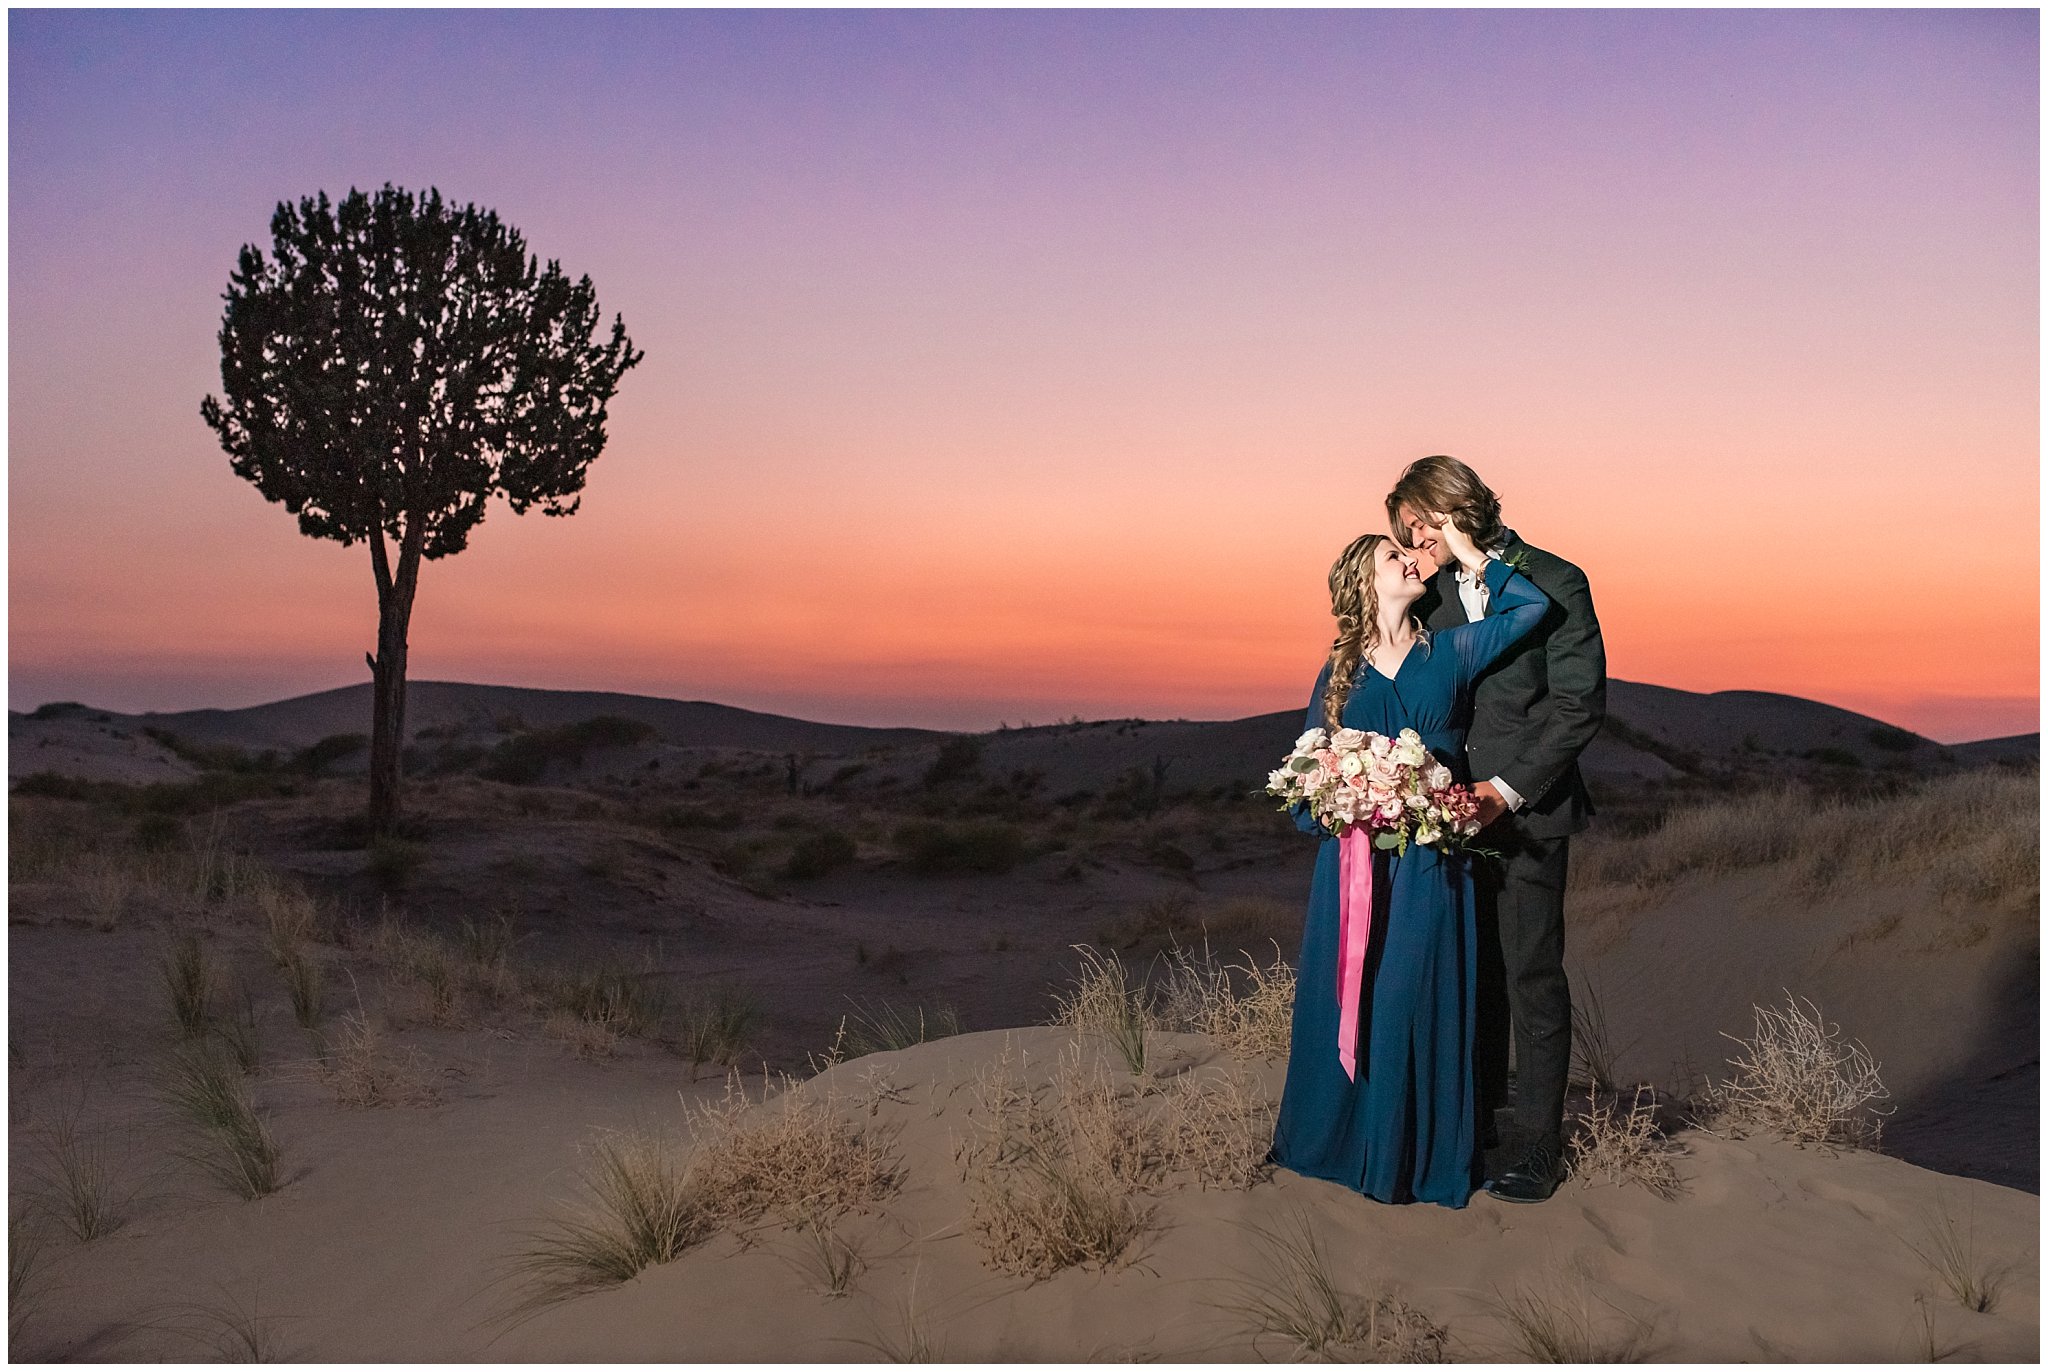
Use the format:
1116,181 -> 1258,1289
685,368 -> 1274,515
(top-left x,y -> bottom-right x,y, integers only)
1571,769 -> 2038,916
1903,1198 -> 2009,1314
1223,1208 -> 1449,1362
27,1105 -> 132,1241
671,984 -> 761,1076
1568,1087 -> 1684,1199
784,828 -> 857,880
513,1073 -> 899,1311
1703,993 -> 1893,1150
1487,1269 -> 1654,1362
1048,944 -> 1148,1074
1151,940 -> 1296,1061
316,1012 -> 437,1108
892,819 -> 1026,875
481,716 -> 657,784
159,1044 -> 282,1198
839,999 -> 961,1057
161,933 -> 215,1037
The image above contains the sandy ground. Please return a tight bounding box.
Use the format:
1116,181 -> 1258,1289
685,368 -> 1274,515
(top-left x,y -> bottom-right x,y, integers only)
6,704 -> 2038,1361
8,1023 -> 2037,1362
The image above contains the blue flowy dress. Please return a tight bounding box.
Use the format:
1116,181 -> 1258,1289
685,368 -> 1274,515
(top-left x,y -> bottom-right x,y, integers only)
1268,556 -> 1550,1208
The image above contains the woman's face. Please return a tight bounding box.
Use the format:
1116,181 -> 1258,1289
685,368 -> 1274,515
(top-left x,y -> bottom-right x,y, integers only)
1368,539 -> 1425,611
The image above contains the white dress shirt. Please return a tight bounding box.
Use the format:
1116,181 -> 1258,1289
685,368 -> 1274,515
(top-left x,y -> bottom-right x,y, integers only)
1454,546 -> 1526,813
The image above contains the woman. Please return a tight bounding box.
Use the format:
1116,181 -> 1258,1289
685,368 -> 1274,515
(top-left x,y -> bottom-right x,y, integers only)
1268,517 -> 1549,1208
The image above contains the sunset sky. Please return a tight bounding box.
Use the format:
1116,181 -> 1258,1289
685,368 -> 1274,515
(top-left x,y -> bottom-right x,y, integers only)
9,10 -> 2039,741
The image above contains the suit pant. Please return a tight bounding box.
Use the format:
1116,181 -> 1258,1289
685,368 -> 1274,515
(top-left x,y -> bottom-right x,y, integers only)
1473,829 -> 1571,1151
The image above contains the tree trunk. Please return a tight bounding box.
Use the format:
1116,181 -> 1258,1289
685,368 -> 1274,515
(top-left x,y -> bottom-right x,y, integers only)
366,522 -> 426,837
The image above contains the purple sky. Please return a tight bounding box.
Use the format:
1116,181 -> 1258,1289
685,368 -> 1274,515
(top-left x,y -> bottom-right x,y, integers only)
9,10 -> 2039,740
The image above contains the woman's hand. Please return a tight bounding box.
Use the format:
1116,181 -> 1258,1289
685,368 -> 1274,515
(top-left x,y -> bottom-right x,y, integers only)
1434,513 -> 1489,576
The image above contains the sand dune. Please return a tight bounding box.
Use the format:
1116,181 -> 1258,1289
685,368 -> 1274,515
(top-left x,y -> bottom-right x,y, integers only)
9,1021 -> 2037,1361
7,687 -> 2037,1361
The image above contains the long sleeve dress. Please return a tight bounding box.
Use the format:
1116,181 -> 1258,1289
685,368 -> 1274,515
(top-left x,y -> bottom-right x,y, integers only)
1268,556 -> 1550,1209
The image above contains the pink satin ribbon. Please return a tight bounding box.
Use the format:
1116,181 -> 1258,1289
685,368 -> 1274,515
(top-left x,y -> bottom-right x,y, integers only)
1335,824 -> 1375,1081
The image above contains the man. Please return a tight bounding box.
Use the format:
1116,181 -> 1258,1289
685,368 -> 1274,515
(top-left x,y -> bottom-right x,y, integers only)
1387,454 -> 1606,1203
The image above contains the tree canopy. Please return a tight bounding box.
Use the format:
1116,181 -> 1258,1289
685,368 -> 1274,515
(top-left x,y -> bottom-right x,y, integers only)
200,183 -> 642,560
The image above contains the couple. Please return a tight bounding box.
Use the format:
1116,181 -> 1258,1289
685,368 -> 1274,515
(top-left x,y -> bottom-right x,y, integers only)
1268,454 -> 1606,1210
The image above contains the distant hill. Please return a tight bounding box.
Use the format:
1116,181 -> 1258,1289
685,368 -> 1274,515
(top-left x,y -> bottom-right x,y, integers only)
10,677 -> 2033,789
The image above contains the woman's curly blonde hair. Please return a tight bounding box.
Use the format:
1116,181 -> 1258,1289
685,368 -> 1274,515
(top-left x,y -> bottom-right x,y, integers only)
1321,532 -> 1385,733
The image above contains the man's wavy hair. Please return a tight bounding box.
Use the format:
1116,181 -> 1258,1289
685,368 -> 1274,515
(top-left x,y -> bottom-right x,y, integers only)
1385,455 -> 1507,552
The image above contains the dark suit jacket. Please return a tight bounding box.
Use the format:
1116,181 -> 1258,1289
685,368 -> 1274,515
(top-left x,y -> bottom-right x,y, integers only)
1419,530 -> 1606,841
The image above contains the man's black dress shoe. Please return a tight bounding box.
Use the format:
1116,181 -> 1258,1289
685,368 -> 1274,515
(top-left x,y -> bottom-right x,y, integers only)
1485,1140 -> 1564,1202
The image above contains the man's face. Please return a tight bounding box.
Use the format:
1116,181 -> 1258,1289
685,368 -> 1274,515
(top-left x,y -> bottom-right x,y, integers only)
1396,505 -> 1448,573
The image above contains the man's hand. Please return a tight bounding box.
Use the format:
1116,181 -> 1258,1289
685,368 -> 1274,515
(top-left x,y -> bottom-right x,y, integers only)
1471,779 -> 1510,829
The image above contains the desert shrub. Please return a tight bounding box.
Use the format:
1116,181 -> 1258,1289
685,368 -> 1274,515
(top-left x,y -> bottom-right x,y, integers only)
1703,993 -> 1892,1149
1151,942 -> 1296,1060
1568,1087 -> 1684,1198
955,1046 -> 1154,1279
480,716 -> 657,784
315,1012 -> 436,1107
683,1073 -> 901,1231
784,828 -> 857,880
921,736 -> 983,788
293,732 -> 369,774
893,819 -> 1026,875
1224,1209 -> 1449,1362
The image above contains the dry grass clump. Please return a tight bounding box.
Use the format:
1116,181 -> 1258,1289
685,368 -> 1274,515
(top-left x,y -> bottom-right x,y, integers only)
10,1208 -> 49,1346
670,983 -> 762,1077
1487,1268 -> 1654,1362
955,1043 -> 1154,1279
1570,769 -> 2038,916
158,1043 -> 282,1198
1048,944 -> 1148,1073
159,933 -> 214,1037
682,1072 -> 901,1231
1224,1208 -> 1449,1362
838,998 -> 961,1058
953,1041 -> 1275,1279
1568,1087 -> 1685,1199
545,1010 -> 622,1059
1702,993 -> 1892,1150
1152,940 -> 1296,1060
514,1127 -> 705,1303
25,1102 -> 137,1242
1903,1197 -> 2010,1314
314,1012 -> 437,1108
252,873 -> 326,962
72,850 -> 138,930
511,1074 -> 898,1312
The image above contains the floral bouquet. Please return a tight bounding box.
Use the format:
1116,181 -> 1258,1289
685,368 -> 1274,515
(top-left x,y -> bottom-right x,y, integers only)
1266,726 -> 1486,854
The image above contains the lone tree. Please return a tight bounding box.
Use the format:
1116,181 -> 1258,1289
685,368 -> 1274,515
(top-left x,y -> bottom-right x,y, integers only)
201,184 -> 642,835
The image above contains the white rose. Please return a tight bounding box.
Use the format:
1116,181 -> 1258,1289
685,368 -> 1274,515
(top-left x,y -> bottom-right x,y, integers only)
1295,729 -> 1328,751
1339,752 -> 1366,778
1415,823 -> 1441,847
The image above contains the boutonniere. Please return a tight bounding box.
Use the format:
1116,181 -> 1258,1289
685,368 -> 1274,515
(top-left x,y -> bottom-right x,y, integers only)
1501,547 -> 1530,573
